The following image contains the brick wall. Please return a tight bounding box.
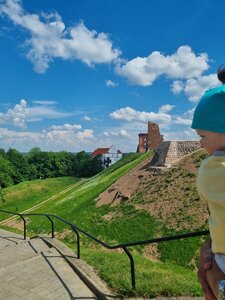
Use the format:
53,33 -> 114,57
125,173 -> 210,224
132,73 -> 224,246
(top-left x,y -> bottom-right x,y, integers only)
137,122 -> 164,152
147,122 -> 164,150
137,133 -> 148,153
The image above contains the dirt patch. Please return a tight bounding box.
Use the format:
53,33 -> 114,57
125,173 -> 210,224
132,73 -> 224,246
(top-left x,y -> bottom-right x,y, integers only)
4,217 -> 30,231
97,155 -> 155,207
55,229 -> 72,239
102,211 -> 124,222
98,149 -> 208,231
143,243 -> 161,262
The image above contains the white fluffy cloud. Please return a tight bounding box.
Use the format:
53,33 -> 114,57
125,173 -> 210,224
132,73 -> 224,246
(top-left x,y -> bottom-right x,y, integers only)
0,0 -> 120,72
110,106 -> 172,124
82,115 -> 97,122
116,45 -> 209,86
49,124 -> 82,130
0,99 -> 71,128
0,99 -> 28,128
45,125 -> 93,143
103,129 -> 130,137
106,79 -> 118,87
0,123 -> 94,150
171,74 -> 220,102
158,104 -> 175,114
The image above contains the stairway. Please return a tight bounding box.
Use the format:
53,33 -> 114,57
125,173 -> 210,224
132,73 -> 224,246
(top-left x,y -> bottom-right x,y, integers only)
0,229 -> 97,300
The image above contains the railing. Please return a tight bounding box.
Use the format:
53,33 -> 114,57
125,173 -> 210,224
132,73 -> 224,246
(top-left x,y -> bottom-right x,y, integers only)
0,209 -> 209,289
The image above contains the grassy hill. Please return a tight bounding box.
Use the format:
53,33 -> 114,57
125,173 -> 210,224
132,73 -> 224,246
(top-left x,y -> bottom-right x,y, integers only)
0,150 -> 210,298
0,177 -> 78,221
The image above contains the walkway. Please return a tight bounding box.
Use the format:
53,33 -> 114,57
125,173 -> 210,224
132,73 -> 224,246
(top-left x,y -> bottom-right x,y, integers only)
0,229 -> 98,300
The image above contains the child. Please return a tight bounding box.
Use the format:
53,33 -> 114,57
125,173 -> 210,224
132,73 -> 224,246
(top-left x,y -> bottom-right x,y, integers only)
191,65 -> 225,299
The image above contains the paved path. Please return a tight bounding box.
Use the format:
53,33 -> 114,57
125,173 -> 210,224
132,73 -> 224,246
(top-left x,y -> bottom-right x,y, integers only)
0,229 -> 97,300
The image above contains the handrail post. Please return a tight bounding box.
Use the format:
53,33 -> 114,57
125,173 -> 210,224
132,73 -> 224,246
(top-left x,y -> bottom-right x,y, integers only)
71,225 -> 80,259
123,247 -> 135,289
46,216 -> 54,238
19,214 -> 27,240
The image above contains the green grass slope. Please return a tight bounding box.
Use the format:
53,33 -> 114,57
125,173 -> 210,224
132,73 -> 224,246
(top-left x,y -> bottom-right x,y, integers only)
0,177 -> 79,221
0,150 -> 209,297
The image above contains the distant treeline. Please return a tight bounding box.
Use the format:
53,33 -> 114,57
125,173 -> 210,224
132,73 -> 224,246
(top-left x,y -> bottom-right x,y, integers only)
0,147 -> 103,188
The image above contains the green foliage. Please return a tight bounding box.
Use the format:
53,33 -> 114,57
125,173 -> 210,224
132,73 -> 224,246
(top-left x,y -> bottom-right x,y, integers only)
0,147 -> 105,188
6,148 -> 30,183
0,154 -> 15,188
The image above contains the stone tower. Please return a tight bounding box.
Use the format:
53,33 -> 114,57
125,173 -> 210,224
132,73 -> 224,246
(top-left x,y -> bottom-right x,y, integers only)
147,122 -> 164,150
137,122 -> 164,152
137,133 -> 148,153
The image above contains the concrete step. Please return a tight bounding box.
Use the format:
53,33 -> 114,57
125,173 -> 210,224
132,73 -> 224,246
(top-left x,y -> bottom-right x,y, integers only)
0,229 -> 97,299
0,228 -> 25,250
0,238 -> 38,269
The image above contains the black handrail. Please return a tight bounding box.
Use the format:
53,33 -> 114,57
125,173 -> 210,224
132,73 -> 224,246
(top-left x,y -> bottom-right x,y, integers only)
0,209 -> 209,289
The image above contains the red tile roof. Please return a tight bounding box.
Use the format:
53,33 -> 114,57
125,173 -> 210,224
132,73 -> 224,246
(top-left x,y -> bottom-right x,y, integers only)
92,148 -> 110,157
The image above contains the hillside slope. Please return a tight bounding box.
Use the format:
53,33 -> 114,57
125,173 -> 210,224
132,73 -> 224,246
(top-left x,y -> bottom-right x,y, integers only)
0,150 -> 210,298
97,149 -> 208,232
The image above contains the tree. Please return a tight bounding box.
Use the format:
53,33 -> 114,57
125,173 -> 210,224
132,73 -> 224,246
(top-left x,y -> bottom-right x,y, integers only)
6,148 -> 29,183
73,152 -> 103,177
0,154 -> 15,188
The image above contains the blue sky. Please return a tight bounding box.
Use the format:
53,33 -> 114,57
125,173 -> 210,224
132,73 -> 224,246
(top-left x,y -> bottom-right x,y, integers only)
0,0 -> 223,152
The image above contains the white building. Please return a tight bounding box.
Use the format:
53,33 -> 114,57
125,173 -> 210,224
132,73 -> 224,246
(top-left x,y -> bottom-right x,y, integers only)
92,145 -> 123,167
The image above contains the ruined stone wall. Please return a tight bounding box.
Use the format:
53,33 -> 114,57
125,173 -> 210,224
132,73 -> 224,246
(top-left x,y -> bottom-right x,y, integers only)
147,122 -> 164,150
151,141 -> 201,167
137,133 -> 148,153
137,122 -> 164,152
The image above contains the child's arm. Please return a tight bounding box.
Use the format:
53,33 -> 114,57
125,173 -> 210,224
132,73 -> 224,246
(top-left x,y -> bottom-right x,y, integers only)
206,257 -> 225,299
198,239 -> 217,300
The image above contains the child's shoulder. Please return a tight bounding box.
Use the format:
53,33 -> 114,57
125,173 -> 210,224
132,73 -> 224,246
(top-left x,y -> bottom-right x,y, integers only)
200,152 -> 225,171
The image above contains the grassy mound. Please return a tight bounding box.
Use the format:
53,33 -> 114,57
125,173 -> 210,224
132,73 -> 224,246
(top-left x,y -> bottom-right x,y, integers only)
0,177 -> 78,221
0,150 -> 209,297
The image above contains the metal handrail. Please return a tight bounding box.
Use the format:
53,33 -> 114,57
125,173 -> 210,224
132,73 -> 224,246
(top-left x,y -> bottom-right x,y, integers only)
0,209 -> 209,289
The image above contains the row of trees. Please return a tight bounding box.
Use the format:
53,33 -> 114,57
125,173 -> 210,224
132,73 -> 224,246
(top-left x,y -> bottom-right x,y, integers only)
0,147 -> 104,188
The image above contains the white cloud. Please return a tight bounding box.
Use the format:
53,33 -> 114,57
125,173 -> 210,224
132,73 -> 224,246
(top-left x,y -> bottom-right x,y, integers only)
0,99 -> 28,128
77,129 -> 94,141
171,80 -> 184,94
0,0 -> 121,72
173,117 -> 192,126
158,104 -> 175,114
183,74 -> 219,102
0,99 -> 72,128
50,124 -> 82,130
110,106 -> 172,124
82,116 -> 92,122
162,128 -> 198,141
171,73 -> 220,102
106,79 -> 118,87
0,123 -> 95,150
116,45 -> 209,86
32,100 -> 57,105
103,129 -> 130,138
119,129 -> 130,137
103,131 -> 109,137
172,108 -> 195,126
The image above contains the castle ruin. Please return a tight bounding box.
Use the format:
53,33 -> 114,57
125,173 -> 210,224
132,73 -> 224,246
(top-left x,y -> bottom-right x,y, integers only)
137,122 -> 201,166
137,122 -> 164,152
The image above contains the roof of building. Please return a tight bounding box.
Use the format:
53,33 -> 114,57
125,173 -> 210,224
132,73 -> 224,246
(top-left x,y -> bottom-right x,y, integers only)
92,146 -> 122,157
92,148 -> 110,157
